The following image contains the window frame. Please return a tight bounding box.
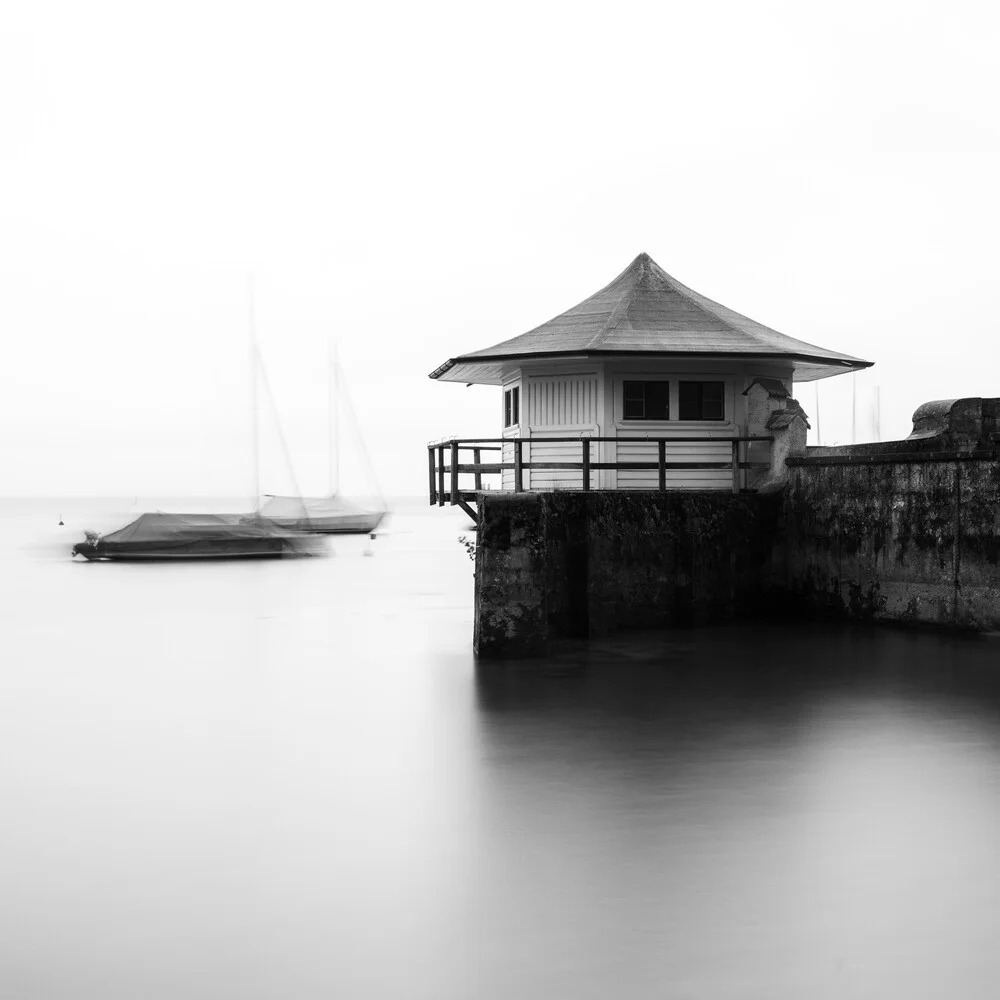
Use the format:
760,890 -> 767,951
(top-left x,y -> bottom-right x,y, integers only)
622,379 -> 670,422
613,374 -> 733,428
503,385 -> 520,428
678,380 -> 726,421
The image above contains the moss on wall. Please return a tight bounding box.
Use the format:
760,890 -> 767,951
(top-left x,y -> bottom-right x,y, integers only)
473,450 -> 1000,657
474,495 -> 550,657
474,491 -> 782,657
785,457 -> 1000,630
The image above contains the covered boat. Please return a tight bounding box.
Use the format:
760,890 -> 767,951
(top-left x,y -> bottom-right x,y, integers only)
71,512 -> 322,561
258,494 -> 386,534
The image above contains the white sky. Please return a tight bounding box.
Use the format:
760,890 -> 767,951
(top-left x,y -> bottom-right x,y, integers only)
3,1 -> 999,498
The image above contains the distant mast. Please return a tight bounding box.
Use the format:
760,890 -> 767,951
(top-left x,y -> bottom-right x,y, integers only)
329,340 -> 339,496
248,275 -> 260,512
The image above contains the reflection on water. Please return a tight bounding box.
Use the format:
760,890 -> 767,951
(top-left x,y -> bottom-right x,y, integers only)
472,625 -> 1000,999
3,499 -> 1000,999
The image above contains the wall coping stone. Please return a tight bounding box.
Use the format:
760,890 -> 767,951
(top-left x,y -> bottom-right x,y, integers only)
789,449 -> 1000,466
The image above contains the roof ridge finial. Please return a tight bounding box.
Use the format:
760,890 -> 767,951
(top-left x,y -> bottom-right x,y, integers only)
631,250 -> 653,277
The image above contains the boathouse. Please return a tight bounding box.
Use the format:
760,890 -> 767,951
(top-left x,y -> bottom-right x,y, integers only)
428,252 -> 872,511
426,255 -> 1000,657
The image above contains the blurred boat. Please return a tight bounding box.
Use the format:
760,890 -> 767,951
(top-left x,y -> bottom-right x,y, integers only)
258,349 -> 387,535
71,512 -> 322,561
258,494 -> 385,534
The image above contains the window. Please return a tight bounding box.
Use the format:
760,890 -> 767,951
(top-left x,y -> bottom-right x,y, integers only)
504,386 -> 520,427
623,380 -> 669,420
678,381 -> 725,420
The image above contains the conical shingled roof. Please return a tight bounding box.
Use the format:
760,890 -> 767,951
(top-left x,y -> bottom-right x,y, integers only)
430,252 -> 873,384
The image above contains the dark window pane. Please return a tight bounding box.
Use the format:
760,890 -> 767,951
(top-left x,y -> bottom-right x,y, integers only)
623,381 -> 645,419
623,380 -> 668,420
702,382 -> 724,420
678,381 -> 700,420
512,387 -> 520,424
646,381 -> 669,420
679,381 -> 725,420
504,390 -> 512,427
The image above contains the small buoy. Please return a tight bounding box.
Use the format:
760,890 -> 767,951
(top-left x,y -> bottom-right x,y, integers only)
58,517 -> 64,526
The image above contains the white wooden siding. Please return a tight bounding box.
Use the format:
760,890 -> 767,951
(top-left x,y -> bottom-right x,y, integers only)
501,439 -> 515,491
526,435 -> 597,490
614,438 -> 733,490
521,374 -> 599,489
528,375 -> 598,427
500,438 -> 599,491
500,374 -> 522,490
488,370 -> 751,493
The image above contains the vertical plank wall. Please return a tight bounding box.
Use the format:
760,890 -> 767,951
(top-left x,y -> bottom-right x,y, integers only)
525,374 -> 599,490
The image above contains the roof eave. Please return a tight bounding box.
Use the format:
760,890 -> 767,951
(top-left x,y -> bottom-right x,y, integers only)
432,349 -> 873,385
429,359 -> 511,386
428,358 -> 457,380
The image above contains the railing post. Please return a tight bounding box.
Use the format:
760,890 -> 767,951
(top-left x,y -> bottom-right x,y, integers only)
731,438 -> 740,494
450,440 -> 459,505
514,438 -> 523,493
437,445 -> 445,507
428,446 -> 437,506
658,440 -> 666,491
581,438 -> 590,490
473,447 -> 482,491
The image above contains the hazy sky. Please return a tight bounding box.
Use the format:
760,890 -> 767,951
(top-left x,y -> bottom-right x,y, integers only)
3,1 -> 999,498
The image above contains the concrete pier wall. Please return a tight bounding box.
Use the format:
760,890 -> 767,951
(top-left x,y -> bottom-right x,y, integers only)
783,455 -> 1000,630
473,400 -> 1000,655
474,492 -> 782,657
782,398 -> 1000,630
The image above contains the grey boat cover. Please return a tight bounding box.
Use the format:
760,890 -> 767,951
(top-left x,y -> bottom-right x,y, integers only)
101,512 -> 290,544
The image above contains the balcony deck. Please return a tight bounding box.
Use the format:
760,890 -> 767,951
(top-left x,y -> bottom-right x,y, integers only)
428,435 -> 773,520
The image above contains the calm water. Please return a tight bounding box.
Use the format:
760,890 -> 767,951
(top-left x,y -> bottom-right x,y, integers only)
4,498 -> 1000,998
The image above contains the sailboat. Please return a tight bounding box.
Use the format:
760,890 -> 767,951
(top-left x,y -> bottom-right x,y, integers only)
259,347 -> 388,535
71,283 -> 323,561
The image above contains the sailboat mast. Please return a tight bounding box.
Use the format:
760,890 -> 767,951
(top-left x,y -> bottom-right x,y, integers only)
249,276 -> 260,512
329,340 -> 339,496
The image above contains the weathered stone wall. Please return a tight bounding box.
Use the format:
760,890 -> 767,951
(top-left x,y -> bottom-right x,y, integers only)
583,492 -> 781,635
473,399 -> 1000,656
781,398 -> 1000,629
474,491 -> 782,657
473,494 -> 550,657
782,457 -> 1000,630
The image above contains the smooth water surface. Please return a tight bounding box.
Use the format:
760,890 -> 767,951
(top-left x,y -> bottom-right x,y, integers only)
3,498 -> 1000,998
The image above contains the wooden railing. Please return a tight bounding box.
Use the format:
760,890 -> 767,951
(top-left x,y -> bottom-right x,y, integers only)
427,435 -> 773,508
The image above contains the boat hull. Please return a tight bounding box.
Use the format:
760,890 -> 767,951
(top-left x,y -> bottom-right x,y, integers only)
264,511 -> 386,535
259,496 -> 387,535
73,543 -> 296,561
